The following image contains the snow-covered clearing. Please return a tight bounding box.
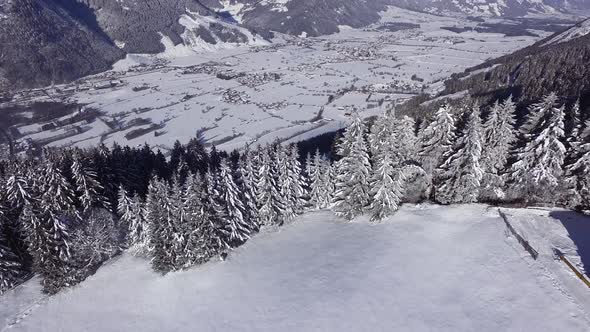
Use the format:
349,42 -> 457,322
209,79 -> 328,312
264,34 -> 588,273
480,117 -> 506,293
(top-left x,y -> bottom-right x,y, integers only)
2,204 -> 590,331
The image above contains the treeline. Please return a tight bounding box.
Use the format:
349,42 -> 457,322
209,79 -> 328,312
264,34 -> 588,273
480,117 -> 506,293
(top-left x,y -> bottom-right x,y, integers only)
0,136 -> 335,294
331,92 -> 590,223
1,92 -> 588,296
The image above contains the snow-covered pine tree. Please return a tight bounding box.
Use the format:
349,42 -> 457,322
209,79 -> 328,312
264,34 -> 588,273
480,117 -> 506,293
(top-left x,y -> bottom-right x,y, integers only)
5,172 -> 33,211
130,194 -> 149,254
237,153 -> 260,232
369,152 -> 405,221
286,145 -> 307,215
255,147 -> 283,226
117,186 -> 134,247
480,97 -> 517,201
436,107 -> 484,204
169,179 -> 189,269
184,173 -> 220,265
508,93 -> 566,204
25,160 -> 80,293
272,144 -> 291,224
419,105 -> 456,198
322,157 -> 336,206
308,150 -> 325,209
205,168 -> 229,251
145,177 -> 176,273
567,99 -> 582,146
217,160 -> 253,248
368,110 -> 395,156
332,112 -> 372,220
392,115 -> 418,163
40,160 -> 78,218
0,223 -> 23,294
71,152 -> 109,212
562,121 -> 590,209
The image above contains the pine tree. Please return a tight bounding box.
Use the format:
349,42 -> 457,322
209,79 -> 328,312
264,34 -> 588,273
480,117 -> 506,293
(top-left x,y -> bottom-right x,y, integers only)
436,107 -> 484,204
563,124 -> 590,209
368,110 -> 394,156
145,177 -> 177,273
71,153 -> 109,212
22,160 -> 80,293
5,172 -> 32,210
238,154 -> 260,232
508,93 -> 566,204
205,168 -> 230,251
369,153 -> 405,221
217,160 -> 253,247
392,115 -> 418,163
308,150 -> 326,209
480,98 -> 517,201
285,145 -> 307,217
333,112 -> 372,220
255,147 -> 283,226
322,157 -> 336,206
419,105 -> 457,176
185,173 -> 220,264
0,226 -> 23,294
117,186 -> 135,247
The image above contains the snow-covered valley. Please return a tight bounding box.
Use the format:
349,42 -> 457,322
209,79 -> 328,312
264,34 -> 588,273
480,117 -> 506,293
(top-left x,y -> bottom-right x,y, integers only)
3,205 -> 590,332
2,7 -> 568,154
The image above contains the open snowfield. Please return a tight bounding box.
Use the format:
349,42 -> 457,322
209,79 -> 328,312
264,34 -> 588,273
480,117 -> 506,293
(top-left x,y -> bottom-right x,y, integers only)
4,7 -> 558,153
2,204 -> 590,332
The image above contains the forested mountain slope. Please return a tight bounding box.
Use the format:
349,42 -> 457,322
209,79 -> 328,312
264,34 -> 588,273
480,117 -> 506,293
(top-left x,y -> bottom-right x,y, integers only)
399,18 -> 590,118
229,0 -> 588,37
0,0 -> 124,90
0,0 -> 264,91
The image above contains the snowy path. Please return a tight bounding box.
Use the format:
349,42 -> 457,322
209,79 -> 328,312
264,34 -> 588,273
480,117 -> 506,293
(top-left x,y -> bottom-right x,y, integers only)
2,205 -> 590,331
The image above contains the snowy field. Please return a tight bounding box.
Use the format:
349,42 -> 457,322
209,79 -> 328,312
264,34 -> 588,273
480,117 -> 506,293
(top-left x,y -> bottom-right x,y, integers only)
2,204 -> 590,332
4,7 -> 554,153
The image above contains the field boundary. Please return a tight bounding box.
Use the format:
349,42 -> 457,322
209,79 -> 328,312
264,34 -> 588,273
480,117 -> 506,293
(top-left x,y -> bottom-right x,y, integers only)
498,209 -> 539,260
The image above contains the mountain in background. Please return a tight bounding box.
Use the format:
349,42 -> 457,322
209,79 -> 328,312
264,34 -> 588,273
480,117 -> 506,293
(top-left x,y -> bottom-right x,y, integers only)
1,0 -> 588,91
228,0 -> 588,37
0,0 -> 124,90
0,0 -> 266,91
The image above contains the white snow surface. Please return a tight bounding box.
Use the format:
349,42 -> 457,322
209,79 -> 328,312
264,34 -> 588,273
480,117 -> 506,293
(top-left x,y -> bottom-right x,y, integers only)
2,204 -> 590,331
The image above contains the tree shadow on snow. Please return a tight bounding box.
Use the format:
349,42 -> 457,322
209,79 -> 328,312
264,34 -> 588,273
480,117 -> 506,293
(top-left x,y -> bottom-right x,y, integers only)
549,210 -> 590,274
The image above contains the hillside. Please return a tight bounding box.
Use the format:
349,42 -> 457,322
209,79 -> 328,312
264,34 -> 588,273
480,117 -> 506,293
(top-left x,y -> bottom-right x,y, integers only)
399,18 -> 590,117
0,0 -> 265,91
0,0 -> 125,90
2,205 -> 590,331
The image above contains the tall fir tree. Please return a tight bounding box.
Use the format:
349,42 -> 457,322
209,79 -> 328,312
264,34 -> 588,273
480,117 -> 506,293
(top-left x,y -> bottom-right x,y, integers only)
255,147 -> 283,226
508,93 -> 566,204
217,160 -> 253,248
436,107 -> 484,204
480,97 -> 517,201
419,105 -> 456,198
183,174 -> 219,265
369,152 -> 405,221
0,222 -> 23,294
238,153 -> 260,232
392,115 -> 419,163
71,152 -> 109,212
332,112 -> 372,220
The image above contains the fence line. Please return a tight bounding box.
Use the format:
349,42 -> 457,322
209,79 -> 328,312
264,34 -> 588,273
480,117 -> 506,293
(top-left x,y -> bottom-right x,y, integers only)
498,209 -> 539,260
553,248 -> 590,289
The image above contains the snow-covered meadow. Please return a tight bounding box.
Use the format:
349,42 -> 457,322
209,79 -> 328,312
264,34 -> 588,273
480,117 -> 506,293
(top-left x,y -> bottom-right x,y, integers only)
6,7 -> 552,153
2,204 -> 590,332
